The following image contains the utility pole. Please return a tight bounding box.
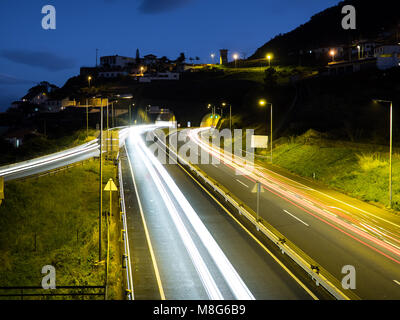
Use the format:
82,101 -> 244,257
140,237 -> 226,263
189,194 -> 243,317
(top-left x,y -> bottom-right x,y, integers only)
373,99 -> 394,208
111,102 -> 114,128
270,103 -> 273,164
86,99 -> 89,138
99,100 -> 104,262
389,102 -> 393,208
106,102 -> 109,130
230,105 -> 232,131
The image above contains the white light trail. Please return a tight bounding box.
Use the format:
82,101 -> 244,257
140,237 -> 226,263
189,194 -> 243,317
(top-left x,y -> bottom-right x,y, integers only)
128,129 -> 223,300
131,127 -> 255,300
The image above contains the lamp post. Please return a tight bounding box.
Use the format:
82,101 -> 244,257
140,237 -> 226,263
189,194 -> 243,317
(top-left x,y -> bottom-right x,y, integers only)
222,102 -> 232,131
267,54 -> 272,67
233,54 -> 239,68
373,99 -> 394,208
99,98 -> 105,262
259,99 -> 273,164
211,53 -> 215,64
86,99 -> 89,137
330,50 -> 336,62
88,76 -> 92,88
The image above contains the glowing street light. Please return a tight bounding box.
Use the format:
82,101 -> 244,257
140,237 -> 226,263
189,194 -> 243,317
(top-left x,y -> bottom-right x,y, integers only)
259,99 -> 273,163
266,54 -> 272,67
211,53 -> 215,64
88,76 -> 92,88
373,99 -> 394,208
233,53 -> 239,68
329,50 -> 336,62
222,102 -> 232,131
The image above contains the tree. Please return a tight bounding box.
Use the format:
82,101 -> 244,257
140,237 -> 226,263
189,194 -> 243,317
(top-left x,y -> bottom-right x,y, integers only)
264,67 -> 278,89
177,52 -> 186,63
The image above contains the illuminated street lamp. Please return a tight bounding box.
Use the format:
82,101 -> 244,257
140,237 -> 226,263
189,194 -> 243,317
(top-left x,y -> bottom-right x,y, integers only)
88,76 -> 92,88
329,50 -> 336,62
211,53 -> 215,64
233,53 -> 239,68
266,54 -> 272,67
222,102 -> 232,131
373,99 -> 394,208
259,99 -> 273,163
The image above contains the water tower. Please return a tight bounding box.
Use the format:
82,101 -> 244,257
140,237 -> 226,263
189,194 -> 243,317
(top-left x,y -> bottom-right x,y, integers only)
220,49 -> 228,65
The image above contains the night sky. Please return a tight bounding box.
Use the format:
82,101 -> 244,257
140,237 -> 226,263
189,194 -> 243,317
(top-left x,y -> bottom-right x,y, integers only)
0,0 -> 339,110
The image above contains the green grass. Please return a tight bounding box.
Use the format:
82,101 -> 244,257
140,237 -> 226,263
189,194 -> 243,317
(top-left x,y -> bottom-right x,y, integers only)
0,160 -> 123,299
268,136 -> 400,210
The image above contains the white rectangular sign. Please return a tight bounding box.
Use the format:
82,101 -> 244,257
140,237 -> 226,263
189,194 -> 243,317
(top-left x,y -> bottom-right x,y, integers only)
251,135 -> 269,149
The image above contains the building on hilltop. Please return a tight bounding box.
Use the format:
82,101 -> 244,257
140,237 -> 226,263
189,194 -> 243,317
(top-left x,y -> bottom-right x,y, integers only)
374,44 -> 400,70
219,49 -> 228,65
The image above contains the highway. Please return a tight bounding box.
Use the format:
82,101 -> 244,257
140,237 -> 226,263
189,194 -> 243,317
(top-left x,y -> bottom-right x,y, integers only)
0,128 -> 129,182
164,128 -> 400,300
0,139 -> 100,181
120,126 -> 328,300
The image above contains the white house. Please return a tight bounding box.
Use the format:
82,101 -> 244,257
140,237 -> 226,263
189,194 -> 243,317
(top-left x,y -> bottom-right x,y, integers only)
100,55 -> 135,69
314,46 -> 345,59
138,72 -> 180,83
98,71 -> 129,78
42,97 -> 76,112
374,45 -> 400,70
143,54 -> 158,65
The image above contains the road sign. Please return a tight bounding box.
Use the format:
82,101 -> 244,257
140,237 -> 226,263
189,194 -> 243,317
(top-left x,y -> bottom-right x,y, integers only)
251,135 -> 269,149
251,182 -> 265,193
104,178 -> 118,191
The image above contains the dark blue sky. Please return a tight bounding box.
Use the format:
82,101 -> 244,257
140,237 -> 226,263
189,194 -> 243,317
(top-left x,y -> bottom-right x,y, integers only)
0,0 -> 339,110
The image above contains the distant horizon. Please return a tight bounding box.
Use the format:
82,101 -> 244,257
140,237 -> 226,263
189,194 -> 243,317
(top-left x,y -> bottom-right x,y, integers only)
0,0 -> 340,112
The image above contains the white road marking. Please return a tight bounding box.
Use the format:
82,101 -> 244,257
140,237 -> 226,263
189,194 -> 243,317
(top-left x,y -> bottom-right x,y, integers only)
236,179 -> 249,188
394,280 -> 400,286
283,210 -> 310,227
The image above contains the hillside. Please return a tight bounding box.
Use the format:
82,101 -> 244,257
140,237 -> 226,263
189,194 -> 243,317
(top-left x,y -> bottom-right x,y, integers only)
251,0 -> 400,65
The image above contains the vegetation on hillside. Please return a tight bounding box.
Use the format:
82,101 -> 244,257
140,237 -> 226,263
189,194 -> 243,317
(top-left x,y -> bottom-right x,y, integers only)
0,160 -> 123,299
264,130 -> 400,210
251,0 -> 400,65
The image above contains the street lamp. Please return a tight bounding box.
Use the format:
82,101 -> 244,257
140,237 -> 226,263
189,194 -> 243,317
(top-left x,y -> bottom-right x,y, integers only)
259,99 -> 273,163
233,53 -> 239,68
222,102 -> 232,131
373,99 -> 394,208
211,53 -> 215,64
88,76 -> 92,88
329,50 -> 336,62
207,103 -> 217,127
266,54 -> 272,67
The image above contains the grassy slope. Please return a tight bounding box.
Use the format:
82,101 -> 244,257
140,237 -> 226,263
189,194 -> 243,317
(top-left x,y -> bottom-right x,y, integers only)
266,134 -> 400,210
0,160 -> 123,299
